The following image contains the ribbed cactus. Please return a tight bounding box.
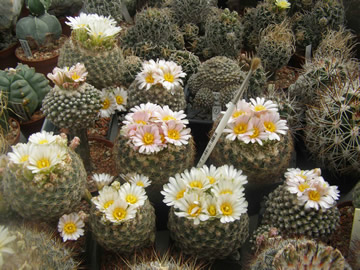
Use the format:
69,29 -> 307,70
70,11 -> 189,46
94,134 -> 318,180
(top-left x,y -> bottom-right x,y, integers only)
353,181 -> 360,208
2,133 -> 87,221
0,64 -> 51,119
203,8 -> 244,58
304,71 -> 360,177
249,237 -> 350,270
257,20 -> 295,73
1,225 -> 79,269
16,0 -> 62,49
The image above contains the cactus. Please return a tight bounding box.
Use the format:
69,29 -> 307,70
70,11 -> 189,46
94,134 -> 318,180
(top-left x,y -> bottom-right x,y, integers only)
2,133 -> 87,221
121,7 -> 184,60
0,64 -> 51,119
261,168 -> 340,239
249,237 -> 350,270
1,224 -> 79,269
203,8 -> 244,58
16,0 -> 62,50
192,87 -> 214,113
89,181 -> 156,253
120,55 -> 143,87
257,20 -> 295,73
0,0 -> 24,31
304,71 -> 360,177
168,50 -> 201,84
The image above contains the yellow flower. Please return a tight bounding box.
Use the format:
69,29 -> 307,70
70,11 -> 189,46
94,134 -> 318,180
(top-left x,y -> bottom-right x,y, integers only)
275,0 -> 291,9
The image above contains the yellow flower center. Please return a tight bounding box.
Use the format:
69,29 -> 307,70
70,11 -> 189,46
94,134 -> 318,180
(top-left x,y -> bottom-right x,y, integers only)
136,182 -> 144,187
20,155 -> 29,163
250,127 -> 260,139
36,158 -> 50,169
220,189 -> 233,195
102,98 -> 110,110
207,176 -> 216,184
264,121 -> 276,132
254,105 -> 266,112
126,194 -> 138,204
176,189 -> 185,200
64,222 -> 77,234
208,205 -> 217,216
116,95 -> 123,105
103,200 -> 114,209
145,74 -> 154,84
232,111 -> 245,118
38,139 -> 49,144
220,202 -> 233,216
308,190 -> 321,202
162,115 -> 176,121
71,72 -> 80,81
143,132 -> 154,145
188,204 -> 201,217
234,123 -> 248,134
189,181 -> 203,189
164,73 -> 174,83
298,183 -> 310,192
113,207 -> 127,221
135,120 -> 147,125
168,129 -> 180,140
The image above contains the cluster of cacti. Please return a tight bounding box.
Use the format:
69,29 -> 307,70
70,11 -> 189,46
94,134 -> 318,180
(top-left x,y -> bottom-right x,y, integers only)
120,55 -> 143,87
257,20 -> 295,73
16,0 -> 62,49
0,64 -> 51,119
353,181 -> 360,208
0,224 -> 79,269
42,63 -> 102,129
89,180 -> 156,253
203,8 -> 244,58
248,237 -> 350,269
163,165 -> 249,260
121,7 -> 184,59
114,103 -> 195,203
127,59 -> 187,111
261,168 -> 340,239
304,71 -> 360,177
209,97 -> 293,187
168,50 -> 201,84
58,13 -> 125,89
242,0 -> 289,49
1,131 -> 87,221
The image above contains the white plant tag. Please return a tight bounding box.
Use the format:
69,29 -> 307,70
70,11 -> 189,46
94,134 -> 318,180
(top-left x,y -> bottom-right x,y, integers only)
11,103 -> 31,122
350,208 -> 360,251
212,91 -> 221,121
19,39 -> 33,58
305,44 -> 312,64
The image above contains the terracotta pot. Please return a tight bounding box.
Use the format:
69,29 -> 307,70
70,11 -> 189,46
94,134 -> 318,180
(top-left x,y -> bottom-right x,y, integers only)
0,43 -> 19,70
19,111 -> 45,139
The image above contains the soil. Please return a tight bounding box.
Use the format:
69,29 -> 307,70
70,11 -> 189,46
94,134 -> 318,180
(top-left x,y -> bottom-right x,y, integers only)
87,117 -> 112,138
5,118 -> 20,145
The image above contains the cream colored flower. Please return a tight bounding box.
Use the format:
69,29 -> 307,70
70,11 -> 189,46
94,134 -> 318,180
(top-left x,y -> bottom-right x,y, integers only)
250,97 -> 278,115
92,186 -> 120,213
57,212 -> 85,242
119,182 -> 147,208
161,173 -> 187,206
113,87 -> 127,112
218,165 -> 248,186
0,225 -> 16,267
92,173 -> 114,190
182,168 -> 211,191
136,60 -> 159,90
260,112 -> 288,141
99,89 -> 117,118
8,143 -> 33,165
199,164 -> 221,185
154,61 -> 186,94
105,199 -> 137,223
28,131 -> 58,145
127,173 -> 152,188
217,194 -> 248,223
174,192 -> 209,225
27,145 -> 65,173
162,120 -> 191,146
275,0 -> 291,9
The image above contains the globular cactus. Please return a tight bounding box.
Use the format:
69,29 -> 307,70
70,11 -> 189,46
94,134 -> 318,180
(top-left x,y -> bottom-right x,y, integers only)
257,20 -> 295,73
353,181 -> 360,208
312,0 -> 345,32
261,168 -> 340,239
120,55 -> 143,87
0,224 -> 79,269
203,8 -> 244,59
16,0 -> 62,50
0,64 -> 51,119
168,50 -> 201,84
58,13 -> 124,89
2,132 -> 87,221
121,7 -> 184,60
304,71 -> 360,177
249,237 -> 351,270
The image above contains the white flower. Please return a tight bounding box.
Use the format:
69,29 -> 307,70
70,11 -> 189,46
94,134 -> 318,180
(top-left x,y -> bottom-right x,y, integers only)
92,173 -> 114,190
136,60 -> 159,90
127,173 -> 152,188
105,199 -> 137,223
162,120 -> 191,146
199,164 -> 221,185
119,182 -> 147,208
0,225 -> 16,267
8,143 -> 33,165
28,131 -> 58,145
286,175 -> 312,197
241,117 -> 268,145
27,145 -> 65,173
86,19 -> 121,38
229,99 -> 252,121
260,112 -> 288,141
161,173 -> 187,206
66,13 -> 92,30
132,125 -> 163,154
203,195 -> 219,218
285,168 -> 321,181
174,192 -> 209,225
154,105 -> 189,125
217,194 -> 248,223
129,102 -> 161,117
153,61 -> 186,94
224,115 -> 252,141
57,212 -> 85,242
211,179 -> 245,198
92,186 -> 120,213
218,165 -> 248,186
99,89 -> 117,118
181,168 -> 211,191
113,87 -> 127,112
250,97 -> 278,115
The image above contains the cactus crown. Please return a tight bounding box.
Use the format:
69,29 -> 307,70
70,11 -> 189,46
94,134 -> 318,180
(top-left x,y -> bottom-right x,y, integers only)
260,20 -> 295,44
47,63 -> 88,90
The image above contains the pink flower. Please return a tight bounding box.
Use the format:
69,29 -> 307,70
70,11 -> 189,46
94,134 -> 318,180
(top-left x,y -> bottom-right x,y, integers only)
132,125 -> 163,154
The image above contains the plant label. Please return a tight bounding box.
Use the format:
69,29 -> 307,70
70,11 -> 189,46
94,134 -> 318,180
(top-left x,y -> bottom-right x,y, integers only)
305,44 -> 312,64
212,91 -> 221,121
19,39 -> 33,58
